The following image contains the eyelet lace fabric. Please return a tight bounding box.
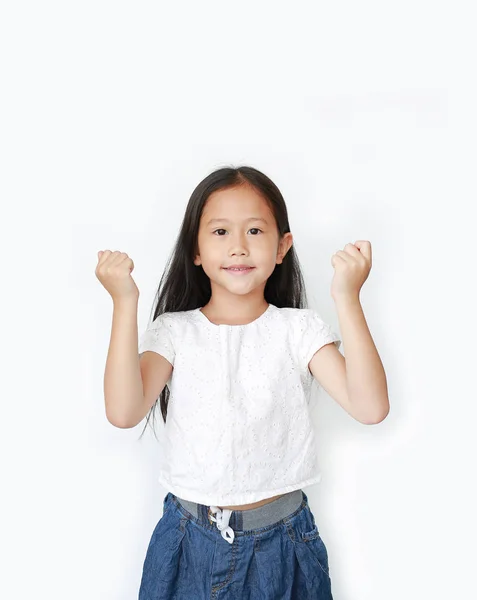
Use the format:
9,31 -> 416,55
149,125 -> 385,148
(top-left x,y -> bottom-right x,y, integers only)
138,304 -> 341,506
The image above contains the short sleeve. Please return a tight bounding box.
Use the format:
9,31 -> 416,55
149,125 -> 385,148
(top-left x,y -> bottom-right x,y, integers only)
297,309 -> 341,371
138,313 -> 175,365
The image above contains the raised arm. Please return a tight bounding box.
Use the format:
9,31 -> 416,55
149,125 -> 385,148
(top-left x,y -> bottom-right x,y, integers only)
96,250 -> 171,428
103,297 -> 146,428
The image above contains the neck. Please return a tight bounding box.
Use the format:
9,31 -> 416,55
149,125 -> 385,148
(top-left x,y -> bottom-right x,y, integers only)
201,291 -> 269,324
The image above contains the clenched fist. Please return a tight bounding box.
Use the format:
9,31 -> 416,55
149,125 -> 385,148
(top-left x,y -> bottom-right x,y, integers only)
95,250 -> 139,302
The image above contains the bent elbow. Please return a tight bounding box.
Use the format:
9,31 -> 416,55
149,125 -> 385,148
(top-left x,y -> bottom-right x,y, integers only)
106,411 -> 138,429
361,406 -> 390,425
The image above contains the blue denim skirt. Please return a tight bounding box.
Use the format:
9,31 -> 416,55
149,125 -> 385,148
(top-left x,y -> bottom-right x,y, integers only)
138,489 -> 333,599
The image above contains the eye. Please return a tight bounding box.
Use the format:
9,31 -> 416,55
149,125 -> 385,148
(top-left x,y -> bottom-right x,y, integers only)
212,228 -> 263,236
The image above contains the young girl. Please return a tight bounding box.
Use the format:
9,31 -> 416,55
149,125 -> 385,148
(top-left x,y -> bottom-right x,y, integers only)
96,165 -> 389,599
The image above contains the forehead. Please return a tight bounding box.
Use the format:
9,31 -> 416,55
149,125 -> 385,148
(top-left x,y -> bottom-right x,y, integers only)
202,186 -> 272,221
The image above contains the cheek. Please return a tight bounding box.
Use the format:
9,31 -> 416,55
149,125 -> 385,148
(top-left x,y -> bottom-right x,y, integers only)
201,238 -> 219,256
198,240 -> 222,266
196,233 -> 213,253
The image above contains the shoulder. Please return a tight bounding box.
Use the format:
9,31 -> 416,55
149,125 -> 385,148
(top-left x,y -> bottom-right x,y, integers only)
271,305 -> 320,326
272,306 -> 339,344
147,308 -> 200,330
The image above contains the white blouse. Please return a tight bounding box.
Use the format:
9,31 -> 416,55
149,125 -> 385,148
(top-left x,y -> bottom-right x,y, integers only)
138,303 -> 341,506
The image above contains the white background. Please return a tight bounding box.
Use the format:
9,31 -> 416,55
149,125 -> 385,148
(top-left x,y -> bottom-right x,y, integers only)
1,1 -> 476,598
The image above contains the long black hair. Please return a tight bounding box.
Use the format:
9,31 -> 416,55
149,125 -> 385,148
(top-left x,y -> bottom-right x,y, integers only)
139,164 -> 309,438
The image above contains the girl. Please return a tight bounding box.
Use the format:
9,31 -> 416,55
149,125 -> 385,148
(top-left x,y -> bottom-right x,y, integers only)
96,165 -> 389,599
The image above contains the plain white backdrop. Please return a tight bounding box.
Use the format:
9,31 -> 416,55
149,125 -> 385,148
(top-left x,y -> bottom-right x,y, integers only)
1,1 -> 476,598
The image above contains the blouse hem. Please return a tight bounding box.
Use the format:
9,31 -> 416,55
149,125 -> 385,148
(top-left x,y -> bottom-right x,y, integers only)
157,472 -> 323,506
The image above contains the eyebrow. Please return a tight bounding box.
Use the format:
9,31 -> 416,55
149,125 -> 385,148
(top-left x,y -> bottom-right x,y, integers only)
206,217 -> 269,226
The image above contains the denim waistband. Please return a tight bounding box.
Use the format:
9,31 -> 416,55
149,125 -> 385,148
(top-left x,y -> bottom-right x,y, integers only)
173,490 -> 305,544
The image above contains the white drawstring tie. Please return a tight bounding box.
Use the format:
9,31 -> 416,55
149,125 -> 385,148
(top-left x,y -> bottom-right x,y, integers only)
208,506 -> 235,544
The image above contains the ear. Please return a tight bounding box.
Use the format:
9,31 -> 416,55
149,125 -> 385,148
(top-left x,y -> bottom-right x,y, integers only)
193,254 -> 201,266
276,232 -> 293,264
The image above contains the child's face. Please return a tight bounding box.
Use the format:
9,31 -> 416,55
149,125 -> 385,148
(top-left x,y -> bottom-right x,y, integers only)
193,185 -> 293,296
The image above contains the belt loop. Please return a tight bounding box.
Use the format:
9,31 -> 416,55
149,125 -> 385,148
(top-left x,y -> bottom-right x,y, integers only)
234,509 -> 243,530
200,503 -> 210,523
207,506 -> 214,525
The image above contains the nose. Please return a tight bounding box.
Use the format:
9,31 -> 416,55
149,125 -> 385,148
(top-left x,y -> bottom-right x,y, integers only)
228,232 -> 249,256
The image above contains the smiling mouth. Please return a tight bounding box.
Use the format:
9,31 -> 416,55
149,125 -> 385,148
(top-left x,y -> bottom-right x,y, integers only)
223,267 -> 255,274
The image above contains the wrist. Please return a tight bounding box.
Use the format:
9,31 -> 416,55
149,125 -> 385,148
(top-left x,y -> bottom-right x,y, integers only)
113,294 -> 139,310
332,292 -> 361,306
